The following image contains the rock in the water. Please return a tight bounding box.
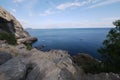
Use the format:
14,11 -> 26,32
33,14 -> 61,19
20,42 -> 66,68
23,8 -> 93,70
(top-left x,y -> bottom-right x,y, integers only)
0,7 -> 37,44
0,52 -> 13,65
0,57 -> 29,80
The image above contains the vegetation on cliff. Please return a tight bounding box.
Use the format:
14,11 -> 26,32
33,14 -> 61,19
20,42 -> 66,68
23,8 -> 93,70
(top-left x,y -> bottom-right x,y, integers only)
72,54 -> 101,74
0,32 -> 17,45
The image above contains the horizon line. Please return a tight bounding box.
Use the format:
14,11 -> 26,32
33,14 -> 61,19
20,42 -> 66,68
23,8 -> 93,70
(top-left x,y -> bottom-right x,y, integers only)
25,27 -> 113,29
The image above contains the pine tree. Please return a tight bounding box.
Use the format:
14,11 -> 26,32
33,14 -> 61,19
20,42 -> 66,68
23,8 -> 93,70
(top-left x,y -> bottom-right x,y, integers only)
98,20 -> 120,72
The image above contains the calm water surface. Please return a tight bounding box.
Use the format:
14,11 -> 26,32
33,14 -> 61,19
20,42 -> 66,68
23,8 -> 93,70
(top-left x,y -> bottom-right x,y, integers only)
27,28 -> 110,59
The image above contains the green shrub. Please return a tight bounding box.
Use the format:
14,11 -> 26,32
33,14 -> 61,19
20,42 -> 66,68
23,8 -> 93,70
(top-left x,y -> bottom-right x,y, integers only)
0,32 -> 17,45
98,20 -> 120,73
25,43 -> 32,50
72,55 -> 102,74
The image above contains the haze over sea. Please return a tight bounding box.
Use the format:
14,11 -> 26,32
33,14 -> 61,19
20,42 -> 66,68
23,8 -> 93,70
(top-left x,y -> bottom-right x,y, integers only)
27,28 -> 110,59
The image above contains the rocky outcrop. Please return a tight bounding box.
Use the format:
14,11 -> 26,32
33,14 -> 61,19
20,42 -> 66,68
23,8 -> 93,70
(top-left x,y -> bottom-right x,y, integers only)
80,73 -> 120,80
0,52 -> 13,65
0,57 -> 29,80
17,37 -> 37,44
0,7 -> 37,44
0,44 -> 81,80
0,44 -> 120,80
26,49 -> 81,80
0,43 -> 81,80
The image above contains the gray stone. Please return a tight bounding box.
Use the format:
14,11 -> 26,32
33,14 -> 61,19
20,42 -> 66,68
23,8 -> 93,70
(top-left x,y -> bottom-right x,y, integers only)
15,44 -> 26,49
80,73 -> 120,80
0,52 -> 13,65
0,57 -> 29,80
26,49 -> 80,80
0,45 -> 120,80
17,37 -> 37,44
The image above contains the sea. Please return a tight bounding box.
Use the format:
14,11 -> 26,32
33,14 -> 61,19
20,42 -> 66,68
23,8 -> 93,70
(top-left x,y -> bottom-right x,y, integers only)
27,28 -> 110,59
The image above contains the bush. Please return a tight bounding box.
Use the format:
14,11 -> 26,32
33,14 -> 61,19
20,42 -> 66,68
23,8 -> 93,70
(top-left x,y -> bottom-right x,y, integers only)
98,20 -> 120,73
72,54 -> 102,74
0,32 -> 17,45
25,43 -> 32,50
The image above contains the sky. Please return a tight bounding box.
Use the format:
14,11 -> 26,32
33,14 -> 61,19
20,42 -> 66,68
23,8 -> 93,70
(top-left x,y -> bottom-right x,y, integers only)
0,0 -> 120,29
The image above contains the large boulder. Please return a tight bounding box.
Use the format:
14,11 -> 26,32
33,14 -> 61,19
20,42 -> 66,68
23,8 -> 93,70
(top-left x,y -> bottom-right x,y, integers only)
0,57 -> 29,80
17,37 -> 37,44
26,49 -> 81,80
0,7 -> 37,44
0,52 -> 13,65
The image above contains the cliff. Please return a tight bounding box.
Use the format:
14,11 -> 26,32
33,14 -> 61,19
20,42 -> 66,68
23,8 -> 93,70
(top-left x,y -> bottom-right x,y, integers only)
0,6 -> 37,44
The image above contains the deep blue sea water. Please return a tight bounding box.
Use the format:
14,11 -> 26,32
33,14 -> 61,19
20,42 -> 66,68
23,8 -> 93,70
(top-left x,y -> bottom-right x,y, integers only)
27,28 -> 110,59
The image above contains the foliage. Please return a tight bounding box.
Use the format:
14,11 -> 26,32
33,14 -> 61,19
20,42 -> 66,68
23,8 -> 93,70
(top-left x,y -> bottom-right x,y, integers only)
0,32 -> 17,45
25,43 -> 32,50
72,54 -> 102,74
98,20 -> 120,72
73,20 -> 120,74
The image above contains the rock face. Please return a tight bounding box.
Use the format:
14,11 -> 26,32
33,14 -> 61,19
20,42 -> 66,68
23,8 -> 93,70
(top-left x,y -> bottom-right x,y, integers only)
0,57 -> 29,80
0,44 -> 81,80
26,49 -> 81,80
0,44 -> 120,80
0,7 -> 37,44
17,37 -> 37,44
0,52 -> 13,65
80,73 -> 120,80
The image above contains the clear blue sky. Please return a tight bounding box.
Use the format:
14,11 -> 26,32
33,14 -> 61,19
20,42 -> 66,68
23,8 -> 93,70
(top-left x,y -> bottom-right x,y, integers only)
0,0 -> 120,29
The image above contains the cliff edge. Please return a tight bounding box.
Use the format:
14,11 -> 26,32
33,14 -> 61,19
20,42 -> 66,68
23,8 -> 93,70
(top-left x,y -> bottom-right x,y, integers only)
0,6 -> 37,44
